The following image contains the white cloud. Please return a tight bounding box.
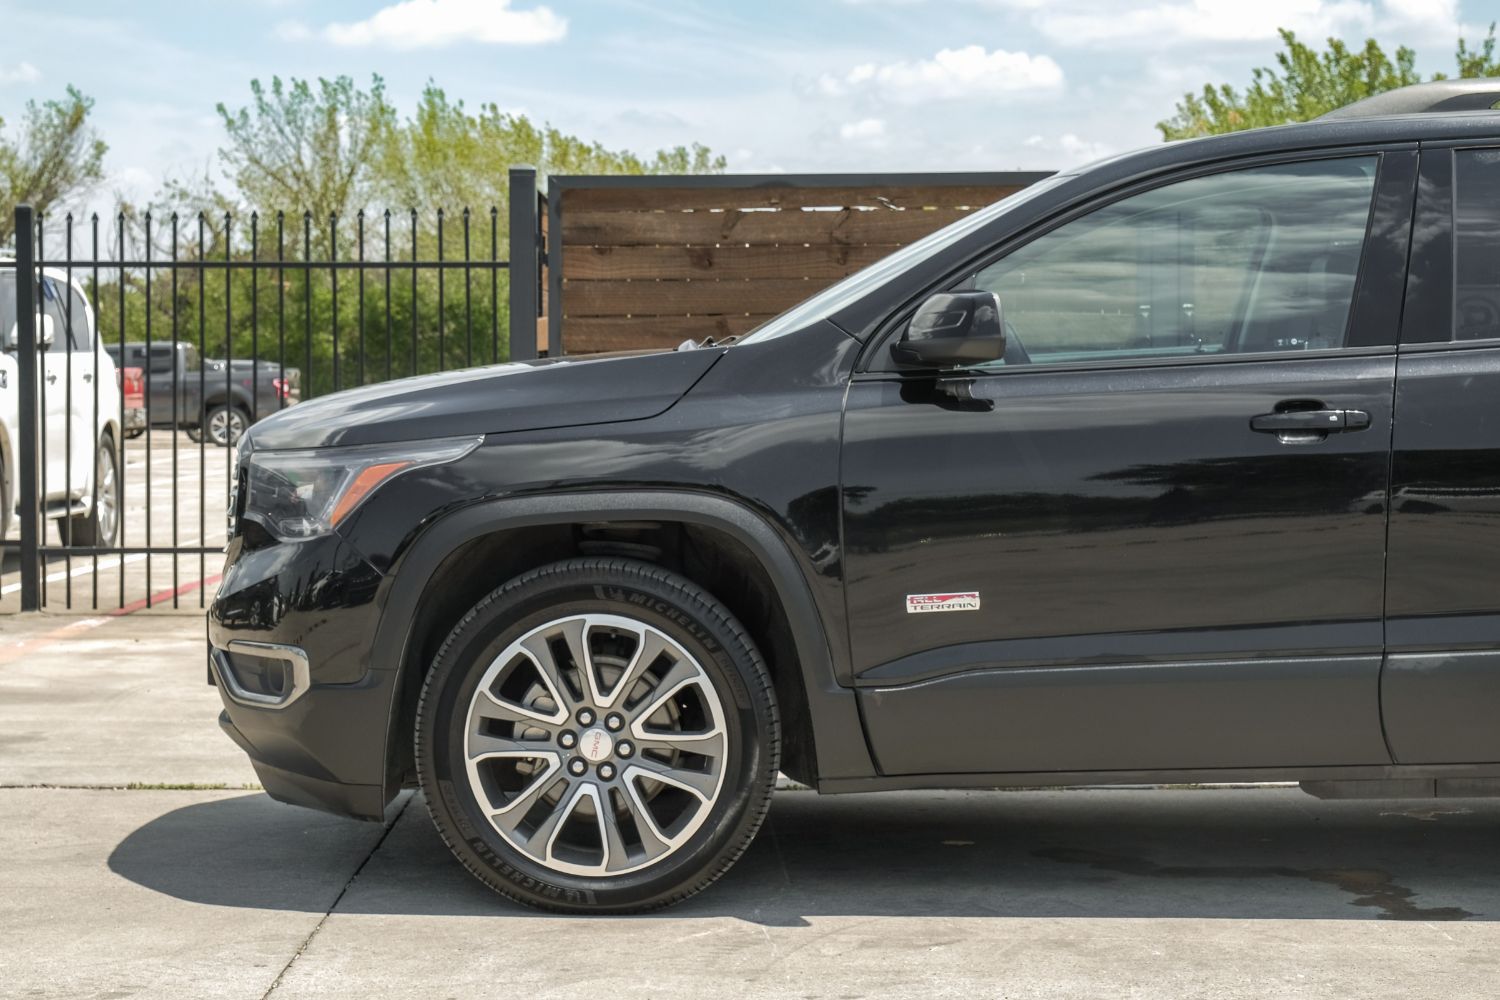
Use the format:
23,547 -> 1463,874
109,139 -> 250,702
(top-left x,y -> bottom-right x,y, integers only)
281,0 -> 566,50
1027,0 -> 1374,47
818,45 -> 1064,102
839,117 -> 887,140
1023,132 -> 1116,166
0,62 -> 41,85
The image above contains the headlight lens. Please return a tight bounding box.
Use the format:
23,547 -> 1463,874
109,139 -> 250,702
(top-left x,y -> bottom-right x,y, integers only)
242,436 -> 481,541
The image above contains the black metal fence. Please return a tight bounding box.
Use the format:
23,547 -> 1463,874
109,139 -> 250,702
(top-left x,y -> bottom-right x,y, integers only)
3,169 -> 546,612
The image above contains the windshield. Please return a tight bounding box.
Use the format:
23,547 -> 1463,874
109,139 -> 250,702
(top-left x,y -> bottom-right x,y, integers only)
737,175 -> 1066,343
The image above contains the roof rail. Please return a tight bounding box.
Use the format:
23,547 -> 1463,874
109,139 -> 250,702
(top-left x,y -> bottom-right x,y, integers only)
1319,78 -> 1500,120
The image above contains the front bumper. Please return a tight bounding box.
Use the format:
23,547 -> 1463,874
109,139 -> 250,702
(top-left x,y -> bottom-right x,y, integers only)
209,530 -> 397,821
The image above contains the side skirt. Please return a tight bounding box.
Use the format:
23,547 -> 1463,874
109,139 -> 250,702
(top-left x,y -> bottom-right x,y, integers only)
817,762 -> 1500,795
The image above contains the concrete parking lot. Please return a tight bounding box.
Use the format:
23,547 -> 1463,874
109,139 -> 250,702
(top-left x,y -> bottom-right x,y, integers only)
2,612 -> 1499,998
1,430 -> 232,615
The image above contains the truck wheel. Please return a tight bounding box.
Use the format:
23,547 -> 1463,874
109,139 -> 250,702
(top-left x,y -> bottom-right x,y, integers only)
59,432 -> 119,548
204,404 -> 249,447
416,558 -> 780,913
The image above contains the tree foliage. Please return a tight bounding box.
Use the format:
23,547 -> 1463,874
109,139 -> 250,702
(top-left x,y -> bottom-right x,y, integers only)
379,83 -> 723,211
1159,25 -> 1500,139
93,75 -> 728,392
0,86 -> 107,245
215,76 -> 397,237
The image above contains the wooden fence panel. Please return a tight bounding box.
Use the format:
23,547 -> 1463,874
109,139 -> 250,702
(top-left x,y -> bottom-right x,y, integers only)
554,176 -> 1046,353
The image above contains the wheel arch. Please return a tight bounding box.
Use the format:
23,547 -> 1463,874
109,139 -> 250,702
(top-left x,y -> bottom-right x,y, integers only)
368,490 -> 875,805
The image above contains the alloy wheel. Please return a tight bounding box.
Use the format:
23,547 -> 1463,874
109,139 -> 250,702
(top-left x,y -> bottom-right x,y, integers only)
462,613 -> 728,877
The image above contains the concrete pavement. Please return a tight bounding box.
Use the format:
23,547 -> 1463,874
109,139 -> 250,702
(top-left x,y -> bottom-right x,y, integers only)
3,610 -> 1500,999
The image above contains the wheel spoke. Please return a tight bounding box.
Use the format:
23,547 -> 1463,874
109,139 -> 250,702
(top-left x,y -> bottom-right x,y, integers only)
632,729 -> 726,759
556,617 -> 601,706
621,777 -> 678,861
627,658 -> 704,726
467,731 -> 557,762
474,686 -> 565,729
626,756 -> 719,802
600,793 -> 634,873
534,781 -> 596,864
485,759 -> 562,831
518,632 -> 580,713
598,627 -> 669,710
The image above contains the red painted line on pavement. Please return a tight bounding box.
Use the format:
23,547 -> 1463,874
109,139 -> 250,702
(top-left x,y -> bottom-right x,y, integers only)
109,573 -> 222,617
0,573 -> 220,666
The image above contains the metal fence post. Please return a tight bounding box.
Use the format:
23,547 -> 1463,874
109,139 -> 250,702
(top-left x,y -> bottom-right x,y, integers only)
13,205 -> 41,610
508,166 -> 539,361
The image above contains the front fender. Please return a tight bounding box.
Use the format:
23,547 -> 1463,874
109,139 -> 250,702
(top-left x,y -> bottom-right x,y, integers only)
367,489 -> 875,801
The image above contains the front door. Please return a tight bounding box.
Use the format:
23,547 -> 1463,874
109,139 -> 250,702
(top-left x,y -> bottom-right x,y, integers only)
843,153 -> 1413,776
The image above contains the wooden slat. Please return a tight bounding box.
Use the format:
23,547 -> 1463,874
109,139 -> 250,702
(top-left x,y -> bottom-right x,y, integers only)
563,243 -> 897,281
564,184 -> 1025,212
563,278 -> 828,317
563,314 -> 771,353
561,207 -> 975,247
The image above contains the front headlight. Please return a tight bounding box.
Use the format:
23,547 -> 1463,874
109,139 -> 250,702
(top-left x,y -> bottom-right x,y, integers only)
242,436 -> 481,541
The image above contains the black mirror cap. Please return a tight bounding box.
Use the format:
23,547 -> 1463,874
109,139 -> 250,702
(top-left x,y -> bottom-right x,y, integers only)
890,290 -> 1006,368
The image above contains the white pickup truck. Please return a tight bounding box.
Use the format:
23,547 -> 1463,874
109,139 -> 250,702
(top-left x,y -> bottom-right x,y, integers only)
0,265 -> 122,547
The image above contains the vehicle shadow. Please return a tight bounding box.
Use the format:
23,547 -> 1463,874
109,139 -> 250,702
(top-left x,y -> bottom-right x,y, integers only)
108,786 -> 1500,924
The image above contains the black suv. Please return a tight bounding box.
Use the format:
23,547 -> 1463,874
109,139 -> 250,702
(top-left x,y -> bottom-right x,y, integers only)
211,80 -> 1500,913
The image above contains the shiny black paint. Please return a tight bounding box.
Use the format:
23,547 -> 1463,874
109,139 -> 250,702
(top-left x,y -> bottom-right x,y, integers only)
247,348 -> 724,449
842,356 -> 1397,773
210,113 -> 1500,821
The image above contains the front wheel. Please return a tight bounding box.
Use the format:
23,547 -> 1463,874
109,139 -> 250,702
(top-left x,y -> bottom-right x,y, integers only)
416,558 -> 780,913
59,433 -> 119,548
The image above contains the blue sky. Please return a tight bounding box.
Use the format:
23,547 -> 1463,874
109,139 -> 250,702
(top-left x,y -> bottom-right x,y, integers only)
0,0 -> 1495,209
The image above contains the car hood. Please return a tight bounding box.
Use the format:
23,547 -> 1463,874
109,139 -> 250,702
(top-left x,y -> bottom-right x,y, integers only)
245,348 -> 726,450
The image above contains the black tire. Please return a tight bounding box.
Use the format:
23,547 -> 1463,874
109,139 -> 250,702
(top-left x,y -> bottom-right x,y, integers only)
123,427 -> 145,440
416,558 -> 779,914
203,403 -> 249,447
58,432 -> 119,548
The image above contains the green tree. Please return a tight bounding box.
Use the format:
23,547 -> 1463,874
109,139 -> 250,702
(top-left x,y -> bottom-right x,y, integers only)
376,82 -> 724,210
0,86 -> 107,245
1159,25 -> 1500,139
215,75 -> 396,230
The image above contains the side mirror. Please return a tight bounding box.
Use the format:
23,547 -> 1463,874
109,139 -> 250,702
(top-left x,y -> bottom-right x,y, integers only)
890,291 -> 1006,368
39,314 -> 56,350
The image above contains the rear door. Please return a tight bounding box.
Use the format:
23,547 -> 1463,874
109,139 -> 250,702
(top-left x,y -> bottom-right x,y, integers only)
1383,143 -> 1500,764
843,150 -> 1417,776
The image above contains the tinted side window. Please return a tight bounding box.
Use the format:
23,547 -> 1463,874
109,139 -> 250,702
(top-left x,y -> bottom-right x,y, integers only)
148,344 -> 177,374
1455,148 -> 1500,341
66,287 -> 92,351
971,157 -> 1378,367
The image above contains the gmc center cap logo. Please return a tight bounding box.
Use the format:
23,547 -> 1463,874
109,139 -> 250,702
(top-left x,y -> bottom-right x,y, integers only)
905,592 -> 981,614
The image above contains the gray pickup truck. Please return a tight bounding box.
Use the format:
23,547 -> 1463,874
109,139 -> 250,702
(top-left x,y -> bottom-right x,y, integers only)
103,341 -> 300,446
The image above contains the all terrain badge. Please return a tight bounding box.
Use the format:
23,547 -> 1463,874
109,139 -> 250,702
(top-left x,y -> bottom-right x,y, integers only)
905,592 -> 981,614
